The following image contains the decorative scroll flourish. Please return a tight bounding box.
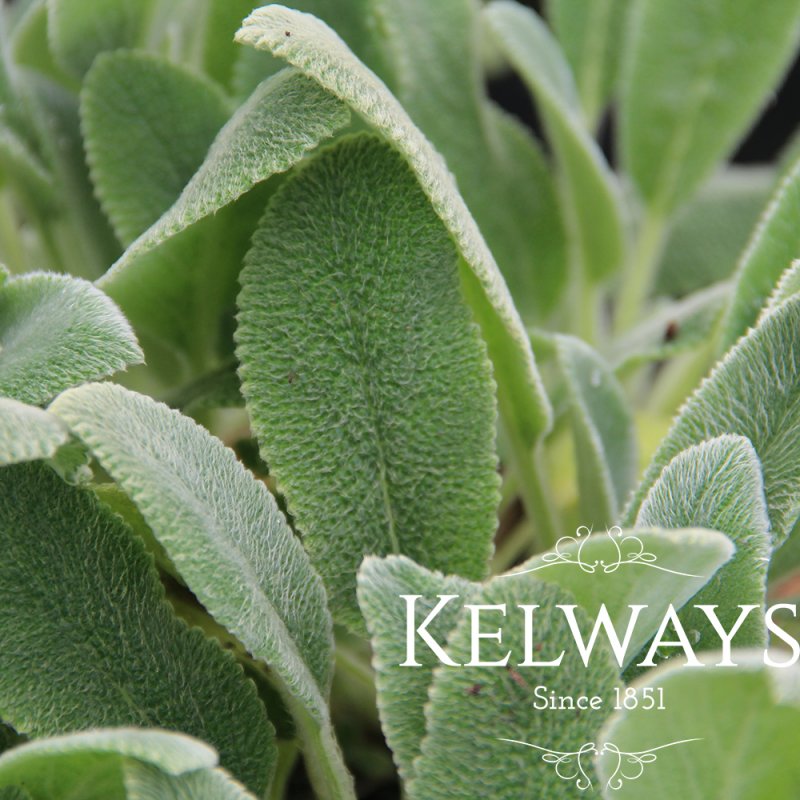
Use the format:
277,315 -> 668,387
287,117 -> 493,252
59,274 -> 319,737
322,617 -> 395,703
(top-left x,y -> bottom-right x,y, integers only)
497,737 -> 702,791
502,526 -> 703,578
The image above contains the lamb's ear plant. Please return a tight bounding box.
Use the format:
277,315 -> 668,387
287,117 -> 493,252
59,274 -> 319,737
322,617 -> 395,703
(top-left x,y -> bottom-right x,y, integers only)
2,1 -> 800,798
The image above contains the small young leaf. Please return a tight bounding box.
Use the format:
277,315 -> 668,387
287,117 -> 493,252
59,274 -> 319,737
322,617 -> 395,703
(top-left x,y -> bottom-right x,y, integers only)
82,51 -> 230,246
621,0 -> 800,215
51,383 -> 333,721
636,436 -> 770,655
408,578 -> 621,799
0,463 -> 275,792
0,272 -> 142,405
486,1 -> 626,283
654,167 -> 773,298
0,398 -> 68,465
719,158 -> 800,352
236,3 -> 553,511
606,283 -> 729,370
357,556 -> 475,784
598,655 -> 800,799
625,297 -> 800,547
372,0 -> 569,319
512,527 -> 733,667
48,0 -> 154,78
0,729 -> 216,793
547,0 -> 632,126
237,134 -> 498,627
554,335 -> 636,526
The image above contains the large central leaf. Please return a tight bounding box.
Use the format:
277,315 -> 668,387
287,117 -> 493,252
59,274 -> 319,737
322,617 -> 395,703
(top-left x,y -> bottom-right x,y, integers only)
237,134 -> 498,628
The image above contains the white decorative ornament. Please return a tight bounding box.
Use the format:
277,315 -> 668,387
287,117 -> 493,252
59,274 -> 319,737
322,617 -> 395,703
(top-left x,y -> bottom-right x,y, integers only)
497,737 -> 702,791
502,526 -> 702,578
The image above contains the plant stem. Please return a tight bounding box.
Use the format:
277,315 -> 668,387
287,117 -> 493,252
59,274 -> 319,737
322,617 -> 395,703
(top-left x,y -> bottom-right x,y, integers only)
288,700 -> 357,800
491,520 -> 534,574
268,741 -> 300,800
507,437 -> 560,552
615,209 -> 668,334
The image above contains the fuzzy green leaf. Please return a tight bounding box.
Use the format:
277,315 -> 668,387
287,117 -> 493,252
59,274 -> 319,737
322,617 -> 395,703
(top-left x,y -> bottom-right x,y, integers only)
0,463 -> 275,792
408,577 -> 621,799
510,527 -> 733,667
621,0 -> 800,215
51,382 -> 334,727
654,167 -> 773,298
598,655 -> 800,799
554,335 -> 636,526
0,397 -> 68,465
719,159 -> 800,352
82,51 -> 230,247
636,436 -> 770,659
357,557 -> 475,784
236,3 -> 553,516
0,272 -> 142,405
625,297 -> 800,547
237,134 -> 498,627
547,0 -> 632,126
123,762 -> 258,800
373,0 -> 569,319
486,1 -> 626,283
0,728 -> 216,800
48,0 -> 154,78
97,68 -> 349,365
765,260 -> 800,314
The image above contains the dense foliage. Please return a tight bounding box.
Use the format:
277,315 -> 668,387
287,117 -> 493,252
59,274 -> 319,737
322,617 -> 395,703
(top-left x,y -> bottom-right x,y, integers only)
0,0 -> 799,797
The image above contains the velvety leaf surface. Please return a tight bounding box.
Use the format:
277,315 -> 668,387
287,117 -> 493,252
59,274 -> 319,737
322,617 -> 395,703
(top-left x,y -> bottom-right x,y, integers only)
486,1 -> 626,283
625,296 -> 800,547
0,729 -> 216,800
0,398 -> 68,465
97,68 -> 349,363
598,655 -> 800,799
124,762 -> 258,800
548,0 -> 632,126
237,134 -> 498,627
408,578 -> 621,799
236,4 -> 553,517
0,463 -> 275,792
373,0 -> 569,320
51,382 -> 333,724
82,51 -> 230,246
510,527 -> 733,668
654,167 -> 773,298
48,0 -> 154,78
621,0 -> 800,215
765,260 -> 800,313
635,436 -> 770,666
0,272 -> 142,405
101,67 -> 348,279
719,158 -> 800,352
554,335 -> 636,526
357,556 -> 475,784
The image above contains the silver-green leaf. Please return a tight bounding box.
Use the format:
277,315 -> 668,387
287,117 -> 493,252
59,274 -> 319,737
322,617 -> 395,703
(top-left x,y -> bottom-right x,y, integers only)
0,462 -> 275,792
0,272 -> 142,405
621,0 -> 800,215
237,134 -> 498,628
